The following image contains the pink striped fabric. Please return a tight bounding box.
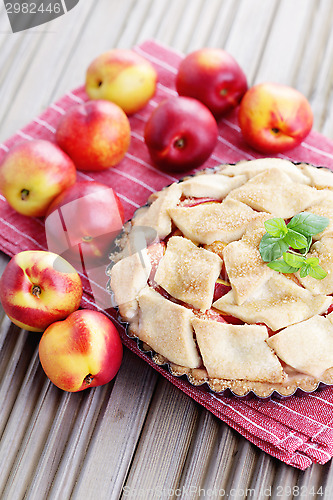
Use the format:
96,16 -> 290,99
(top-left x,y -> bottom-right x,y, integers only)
2,39 -> 333,470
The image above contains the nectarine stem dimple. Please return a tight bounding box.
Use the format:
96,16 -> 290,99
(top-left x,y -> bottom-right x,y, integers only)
84,374 -> 93,385
31,285 -> 41,298
173,137 -> 185,149
21,189 -> 29,200
271,127 -> 280,134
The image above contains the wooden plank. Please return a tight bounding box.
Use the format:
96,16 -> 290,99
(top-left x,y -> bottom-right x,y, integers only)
222,439 -> 258,496
254,0 -> 316,85
308,17 -> 333,133
171,0 -> 210,52
1,1 -> 333,498
153,0 -> 189,48
0,5 -> 12,35
122,378 -> 200,497
0,34 -> 25,87
3,380 -> 70,500
204,0 -> 241,49
135,0 -> 171,46
0,325 -> 38,437
180,0 -> 223,52
247,453 -> 276,499
224,0 -> 279,84
0,32 -> 45,138
25,389 -> 99,499
322,460 -> 333,499
117,0 -> 158,49
297,464 -> 326,500
0,0 -> 95,140
0,0 -> 141,141
321,92 -> 333,140
47,0 -> 138,100
0,347 -> 50,496
69,350 -> 158,500
295,0 -> 333,99
0,348 -> 157,499
177,411 -> 220,496
271,464 -> 299,500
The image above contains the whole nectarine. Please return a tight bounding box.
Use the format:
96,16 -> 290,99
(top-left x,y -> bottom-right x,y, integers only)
238,82 -> 313,153
144,96 -> 218,172
45,181 -> 124,268
86,49 -> 157,115
55,100 -> 131,171
176,48 -> 247,118
0,139 -> 76,217
0,250 -> 82,332
39,309 -> 123,391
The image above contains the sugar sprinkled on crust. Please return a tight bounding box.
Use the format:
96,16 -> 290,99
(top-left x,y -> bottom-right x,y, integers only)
109,159 -> 333,396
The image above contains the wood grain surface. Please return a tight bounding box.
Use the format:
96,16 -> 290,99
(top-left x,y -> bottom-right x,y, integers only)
1,0 -> 333,498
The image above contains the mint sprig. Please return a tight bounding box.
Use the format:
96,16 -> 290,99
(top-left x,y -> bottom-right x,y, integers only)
259,212 -> 329,280
287,212 -> 329,236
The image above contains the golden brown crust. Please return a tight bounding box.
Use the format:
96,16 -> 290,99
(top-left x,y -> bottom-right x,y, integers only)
129,320 -> 333,397
109,159 -> 333,397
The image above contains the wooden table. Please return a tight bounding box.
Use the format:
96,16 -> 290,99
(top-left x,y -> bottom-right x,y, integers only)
1,0 -> 333,498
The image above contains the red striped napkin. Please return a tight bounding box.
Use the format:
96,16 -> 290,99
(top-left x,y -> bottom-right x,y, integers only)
2,39 -> 333,470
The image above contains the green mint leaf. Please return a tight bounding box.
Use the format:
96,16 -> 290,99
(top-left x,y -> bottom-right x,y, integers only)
305,256 -> 320,266
305,256 -> 327,280
259,233 -> 289,262
299,257 -> 326,279
299,263 -> 310,278
282,252 -> 306,268
283,229 -> 308,250
259,213 -> 328,280
308,265 -> 327,280
267,259 -> 299,273
287,212 -> 329,237
299,235 -> 312,254
264,218 -> 288,238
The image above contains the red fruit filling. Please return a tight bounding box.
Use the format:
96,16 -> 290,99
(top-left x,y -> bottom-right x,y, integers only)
178,197 -> 219,207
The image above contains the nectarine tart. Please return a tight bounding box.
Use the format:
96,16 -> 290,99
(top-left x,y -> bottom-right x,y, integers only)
107,158 -> 333,397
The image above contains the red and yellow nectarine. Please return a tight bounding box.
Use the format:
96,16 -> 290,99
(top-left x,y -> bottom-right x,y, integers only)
238,82 -> 313,154
39,309 -> 123,392
85,49 -> 157,115
55,100 -> 131,171
0,250 -> 82,332
45,181 -> 125,268
0,139 -> 76,217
